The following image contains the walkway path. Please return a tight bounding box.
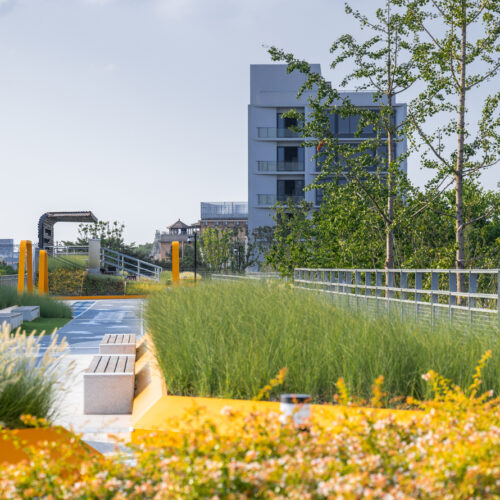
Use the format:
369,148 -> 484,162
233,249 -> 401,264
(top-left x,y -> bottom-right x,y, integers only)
50,298 -> 144,453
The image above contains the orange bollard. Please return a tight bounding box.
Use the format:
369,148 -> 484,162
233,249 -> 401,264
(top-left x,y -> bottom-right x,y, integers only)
38,250 -> 49,295
17,241 -> 27,294
172,241 -> 179,285
26,241 -> 33,293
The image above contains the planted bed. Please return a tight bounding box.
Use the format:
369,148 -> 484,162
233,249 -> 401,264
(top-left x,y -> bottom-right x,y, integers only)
146,281 -> 500,403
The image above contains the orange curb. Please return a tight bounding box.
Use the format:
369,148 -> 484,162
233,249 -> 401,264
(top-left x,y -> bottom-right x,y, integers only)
131,337 -> 423,442
53,295 -> 148,300
0,427 -> 99,465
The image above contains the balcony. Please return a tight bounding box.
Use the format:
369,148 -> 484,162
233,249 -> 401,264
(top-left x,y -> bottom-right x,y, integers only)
257,127 -> 300,139
257,194 -> 305,206
257,161 -> 305,172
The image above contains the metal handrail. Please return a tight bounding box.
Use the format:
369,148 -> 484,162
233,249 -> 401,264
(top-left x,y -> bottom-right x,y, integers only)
101,247 -> 162,281
294,268 -> 500,329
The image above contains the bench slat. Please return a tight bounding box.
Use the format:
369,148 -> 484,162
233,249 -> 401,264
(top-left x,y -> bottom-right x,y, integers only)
116,356 -> 126,373
106,355 -> 119,373
87,356 -> 101,373
95,356 -> 110,373
125,356 -> 135,373
102,334 -> 110,345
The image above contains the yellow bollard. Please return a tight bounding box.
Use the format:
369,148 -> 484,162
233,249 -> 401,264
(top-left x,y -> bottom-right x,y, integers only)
17,240 -> 27,294
38,250 -> 49,295
172,241 -> 179,285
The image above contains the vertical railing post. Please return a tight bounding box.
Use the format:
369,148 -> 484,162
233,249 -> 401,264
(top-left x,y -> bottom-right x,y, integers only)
415,271 -> 422,321
469,271 -> 477,327
355,271 -> 361,296
375,271 -> 382,298
345,271 -> 352,295
449,271 -> 457,325
401,271 -> 407,319
431,271 -> 439,327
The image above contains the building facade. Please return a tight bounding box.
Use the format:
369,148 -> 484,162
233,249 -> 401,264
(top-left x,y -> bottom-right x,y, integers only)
247,64 -> 407,235
199,202 -> 248,240
152,220 -> 197,261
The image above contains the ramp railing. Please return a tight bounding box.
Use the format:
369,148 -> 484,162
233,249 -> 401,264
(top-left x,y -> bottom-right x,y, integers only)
101,247 -> 162,281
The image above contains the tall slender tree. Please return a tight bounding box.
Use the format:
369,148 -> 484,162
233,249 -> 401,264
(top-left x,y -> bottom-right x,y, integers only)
401,0 -> 499,295
269,0 -> 416,275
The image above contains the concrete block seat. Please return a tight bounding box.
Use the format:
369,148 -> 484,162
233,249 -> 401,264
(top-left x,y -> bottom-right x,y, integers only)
0,307 -> 23,330
99,334 -> 136,355
84,355 -> 135,415
12,306 -> 40,321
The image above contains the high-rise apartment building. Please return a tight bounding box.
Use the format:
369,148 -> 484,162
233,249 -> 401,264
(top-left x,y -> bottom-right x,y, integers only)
247,64 -> 407,235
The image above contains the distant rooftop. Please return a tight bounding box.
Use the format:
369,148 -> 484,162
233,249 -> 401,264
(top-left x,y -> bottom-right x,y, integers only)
201,202 -> 248,220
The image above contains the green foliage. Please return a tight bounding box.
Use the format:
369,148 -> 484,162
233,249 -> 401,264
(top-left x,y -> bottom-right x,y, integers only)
147,281 -> 500,403
0,325 -> 72,428
48,269 -> 126,296
0,286 -> 72,318
47,255 -> 88,272
265,180 -> 499,276
0,263 -> 16,276
82,274 -> 125,296
125,279 -> 166,296
48,269 -> 86,297
75,220 -> 126,252
200,228 -> 234,272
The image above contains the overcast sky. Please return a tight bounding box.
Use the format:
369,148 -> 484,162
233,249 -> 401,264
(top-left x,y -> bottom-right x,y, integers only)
0,0 -> 498,245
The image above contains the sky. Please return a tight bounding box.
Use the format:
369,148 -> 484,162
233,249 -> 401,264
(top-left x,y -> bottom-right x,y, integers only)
0,0 -> 498,245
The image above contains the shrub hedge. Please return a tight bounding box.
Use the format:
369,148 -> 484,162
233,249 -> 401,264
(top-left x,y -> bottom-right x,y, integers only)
48,269 -> 125,296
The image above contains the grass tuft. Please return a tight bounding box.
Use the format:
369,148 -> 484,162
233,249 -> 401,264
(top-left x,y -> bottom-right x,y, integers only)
0,286 -> 72,318
0,325 -> 73,428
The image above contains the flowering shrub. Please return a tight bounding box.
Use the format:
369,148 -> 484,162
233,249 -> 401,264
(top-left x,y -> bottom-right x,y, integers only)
1,355 -> 499,498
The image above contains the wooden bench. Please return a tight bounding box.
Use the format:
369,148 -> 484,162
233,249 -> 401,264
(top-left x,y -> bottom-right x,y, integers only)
84,355 -> 135,414
99,334 -> 136,355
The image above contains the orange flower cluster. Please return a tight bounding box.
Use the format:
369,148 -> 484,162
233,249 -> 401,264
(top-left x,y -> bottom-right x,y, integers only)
1,358 -> 499,499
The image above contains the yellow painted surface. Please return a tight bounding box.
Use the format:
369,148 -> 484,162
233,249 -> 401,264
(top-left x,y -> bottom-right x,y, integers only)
38,250 -> 49,295
17,240 -> 26,294
171,241 -> 179,284
0,427 -> 98,465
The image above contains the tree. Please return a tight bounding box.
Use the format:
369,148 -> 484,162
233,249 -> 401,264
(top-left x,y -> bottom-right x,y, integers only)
269,0 -> 416,277
200,228 -> 233,272
76,220 -> 126,252
401,0 -> 500,295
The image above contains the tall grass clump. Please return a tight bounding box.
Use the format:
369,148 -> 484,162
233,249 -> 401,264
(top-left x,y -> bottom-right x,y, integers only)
147,281 -> 500,403
0,286 -> 72,318
0,325 -> 73,428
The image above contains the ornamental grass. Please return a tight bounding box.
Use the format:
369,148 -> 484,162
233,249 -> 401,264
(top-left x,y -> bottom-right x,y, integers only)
1,357 -> 499,498
146,280 -> 500,403
0,325 -> 73,428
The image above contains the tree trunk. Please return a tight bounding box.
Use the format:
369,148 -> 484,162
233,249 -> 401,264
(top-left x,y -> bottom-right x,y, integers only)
456,9 -> 467,303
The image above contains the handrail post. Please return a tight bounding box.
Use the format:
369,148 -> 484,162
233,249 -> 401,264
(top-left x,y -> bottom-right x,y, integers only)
431,271 -> 439,327
449,271 -> 457,325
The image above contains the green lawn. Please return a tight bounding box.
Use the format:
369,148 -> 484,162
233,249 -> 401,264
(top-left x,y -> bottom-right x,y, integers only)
21,317 -> 71,335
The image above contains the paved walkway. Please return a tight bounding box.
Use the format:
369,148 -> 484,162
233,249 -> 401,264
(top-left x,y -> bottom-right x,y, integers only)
49,299 -> 144,453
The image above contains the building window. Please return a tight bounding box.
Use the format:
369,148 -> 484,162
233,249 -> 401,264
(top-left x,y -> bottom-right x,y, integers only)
277,179 -> 305,202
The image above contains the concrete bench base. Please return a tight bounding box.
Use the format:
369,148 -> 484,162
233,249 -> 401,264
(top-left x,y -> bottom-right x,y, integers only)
0,312 -> 23,331
13,306 -> 40,322
84,355 -> 135,415
99,333 -> 136,355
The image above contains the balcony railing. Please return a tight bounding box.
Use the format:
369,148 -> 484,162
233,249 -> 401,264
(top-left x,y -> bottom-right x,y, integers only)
257,161 -> 305,172
257,127 -> 300,139
257,194 -> 305,206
